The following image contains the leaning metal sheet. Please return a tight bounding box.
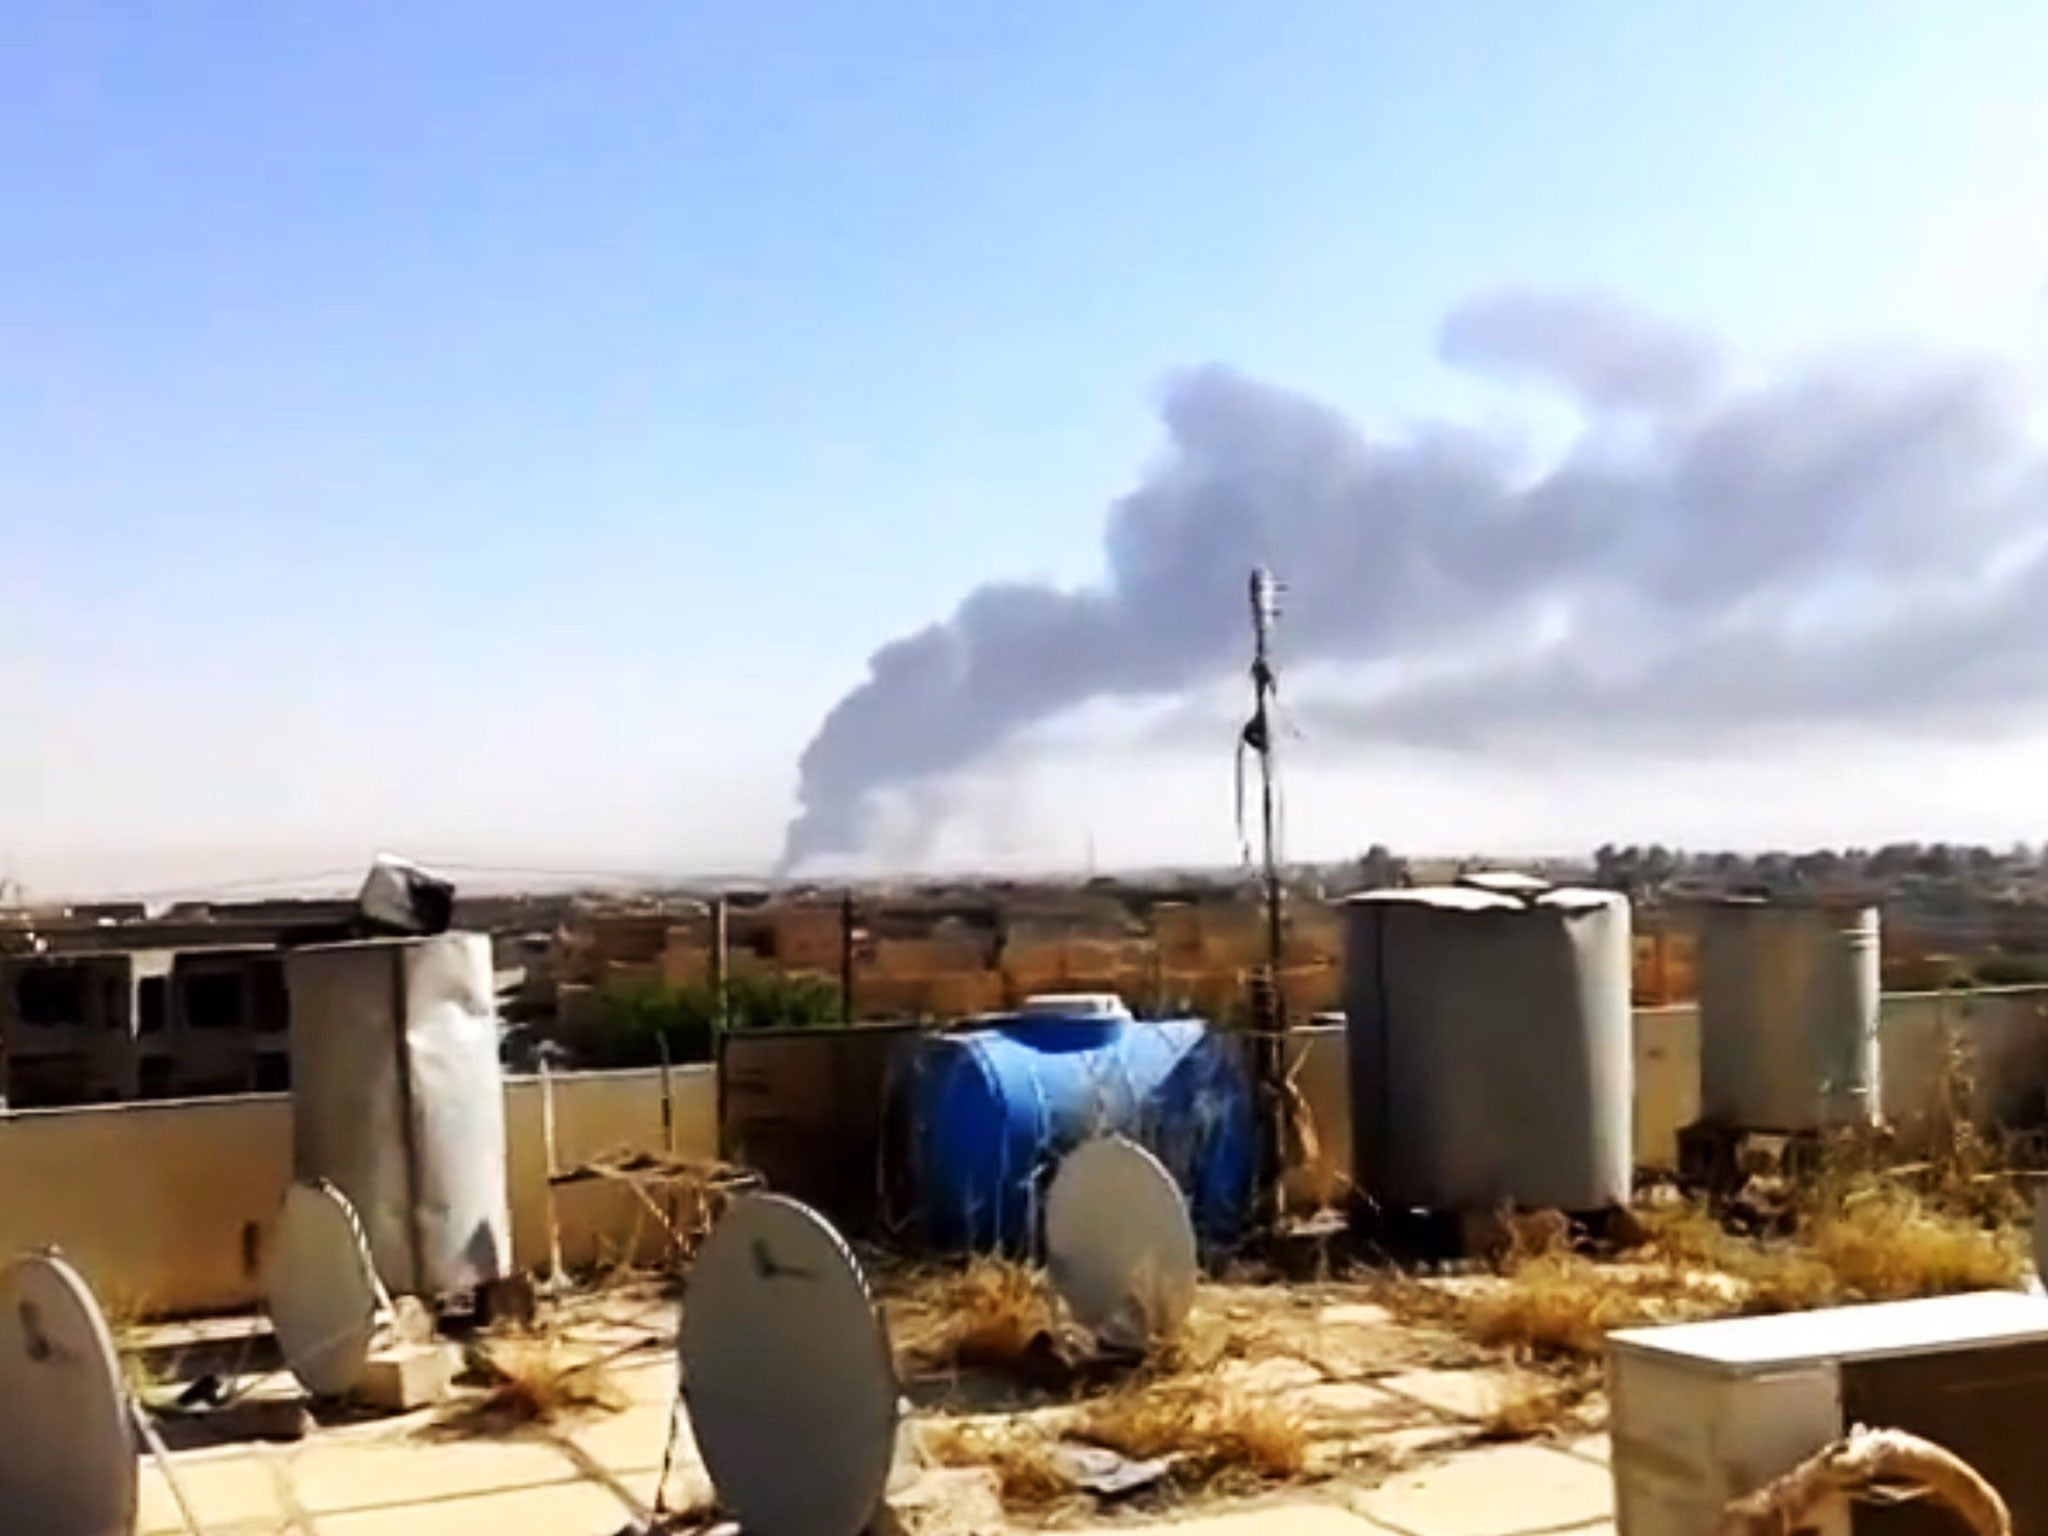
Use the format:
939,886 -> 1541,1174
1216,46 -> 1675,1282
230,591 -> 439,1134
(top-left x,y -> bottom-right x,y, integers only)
402,933 -> 512,1290
0,1251 -> 137,1536
286,934 -> 510,1294
681,1194 -> 900,1536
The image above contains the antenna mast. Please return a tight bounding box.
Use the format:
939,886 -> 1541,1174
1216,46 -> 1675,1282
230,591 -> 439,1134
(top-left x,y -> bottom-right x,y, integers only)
1243,568 -> 1288,1222
1247,570 -> 1284,1008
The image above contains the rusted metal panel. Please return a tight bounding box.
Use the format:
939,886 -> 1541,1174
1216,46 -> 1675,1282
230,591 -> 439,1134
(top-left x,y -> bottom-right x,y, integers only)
717,1023 -> 929,1239
1840,1340 -> 2048,1535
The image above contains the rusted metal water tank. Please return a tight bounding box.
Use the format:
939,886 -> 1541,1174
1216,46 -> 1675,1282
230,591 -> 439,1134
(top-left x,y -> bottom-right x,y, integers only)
1343,880 -> 1633,1213
1695,897 -> 1881,1132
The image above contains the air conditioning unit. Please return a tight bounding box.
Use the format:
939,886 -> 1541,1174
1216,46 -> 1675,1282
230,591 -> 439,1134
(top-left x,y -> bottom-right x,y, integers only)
1610,1291 -> 2048,1535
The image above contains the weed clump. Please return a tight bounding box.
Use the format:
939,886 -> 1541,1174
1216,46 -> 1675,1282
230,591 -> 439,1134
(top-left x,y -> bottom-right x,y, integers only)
1475,1379 -> 1582,1442
1071,1382 -> 1309,1492
921,1420 -> 1076,1511
438,1342 -> 623,1434
1462,1251 -> 1657,1360
1436,1156 -> 2025,1372
1803,1178 -> 2024,1301
894,1258 -> 1072,1377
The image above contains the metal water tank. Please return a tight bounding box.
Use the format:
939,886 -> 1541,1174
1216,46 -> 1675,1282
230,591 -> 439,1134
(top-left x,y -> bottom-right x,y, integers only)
284,933 -> 512,1295
907,1015 -> 1258,1253
1344,882 -> 1633,1212
1695,897 -> 1881,1131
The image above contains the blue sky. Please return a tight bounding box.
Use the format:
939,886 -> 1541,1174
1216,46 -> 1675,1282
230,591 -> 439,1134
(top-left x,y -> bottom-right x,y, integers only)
7,3 -> 2048,894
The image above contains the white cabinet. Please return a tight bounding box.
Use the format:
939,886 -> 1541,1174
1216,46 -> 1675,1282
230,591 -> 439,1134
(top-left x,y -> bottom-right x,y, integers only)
1609,1291 -> 2048,1536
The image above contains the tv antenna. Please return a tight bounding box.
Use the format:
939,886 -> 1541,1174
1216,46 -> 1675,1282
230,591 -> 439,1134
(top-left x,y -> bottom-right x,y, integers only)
1239,568 -> 1288,1219
1241,570 -> 1284,1016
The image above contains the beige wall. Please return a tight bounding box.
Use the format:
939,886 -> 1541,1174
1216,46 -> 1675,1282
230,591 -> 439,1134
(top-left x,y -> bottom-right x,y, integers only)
14,986 -> 2048,1314
0,1066 -> 718,1318
1870,986 -> 2048,1147
1278,984 -> 2048,1193
0,1094 -> 292,1319
502,1067 -> 718,1277
1630,987 -> 2048,1168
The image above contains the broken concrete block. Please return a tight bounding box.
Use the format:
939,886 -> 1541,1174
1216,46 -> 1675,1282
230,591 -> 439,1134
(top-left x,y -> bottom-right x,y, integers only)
351,1342 -> 459,1412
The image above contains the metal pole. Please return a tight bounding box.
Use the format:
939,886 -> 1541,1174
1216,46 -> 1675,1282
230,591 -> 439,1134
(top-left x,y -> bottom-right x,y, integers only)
539,1051 -> 566,1291
1248,568 -> 1289,1224
709,896 -> 729,1030
1252,572 -> 1284,1012
710,896 -> 729,1159
658,1033 -> 675,1155
656,1031 -> 679,1267
840,890 -> 857,1024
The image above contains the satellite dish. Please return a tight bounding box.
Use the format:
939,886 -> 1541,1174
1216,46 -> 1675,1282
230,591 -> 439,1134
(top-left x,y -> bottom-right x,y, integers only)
267,1180 -> 386,1398
681,1194 -> 899,1536
1046,1135 -> 1198,1353
0,1251 -> 139,1536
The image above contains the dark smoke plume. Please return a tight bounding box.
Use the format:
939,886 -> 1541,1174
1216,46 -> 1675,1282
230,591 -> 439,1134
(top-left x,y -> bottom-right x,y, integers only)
782,288 -> 2048,871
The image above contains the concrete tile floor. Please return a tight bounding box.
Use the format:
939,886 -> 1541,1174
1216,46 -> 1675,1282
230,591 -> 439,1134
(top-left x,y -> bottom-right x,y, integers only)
132,1303 -> 1623,1536
1346,1443 -> 1616,1536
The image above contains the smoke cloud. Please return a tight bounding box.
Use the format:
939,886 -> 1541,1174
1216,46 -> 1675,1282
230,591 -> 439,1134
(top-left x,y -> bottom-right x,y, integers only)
781,287 -> 2048,871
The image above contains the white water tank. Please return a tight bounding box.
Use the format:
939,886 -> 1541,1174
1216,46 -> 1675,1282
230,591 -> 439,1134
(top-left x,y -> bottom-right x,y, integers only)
1695,898 -> 1881,1132
1344,881 -> 1633,1213
284,933 -> 511,1296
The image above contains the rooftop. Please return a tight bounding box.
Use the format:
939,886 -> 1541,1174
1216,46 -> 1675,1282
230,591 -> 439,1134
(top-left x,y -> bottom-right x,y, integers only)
132,1278 -> 1619,1536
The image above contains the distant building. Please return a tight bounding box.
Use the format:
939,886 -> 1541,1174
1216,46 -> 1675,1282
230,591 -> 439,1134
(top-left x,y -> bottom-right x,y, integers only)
0,944 -> 290,1107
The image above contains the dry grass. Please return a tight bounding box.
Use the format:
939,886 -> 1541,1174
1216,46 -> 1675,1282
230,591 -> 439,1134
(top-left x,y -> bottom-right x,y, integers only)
1647,1170 -> 2023,1309
922,1420 -> 1077,1511
1803,1178 -> 2025,1301
437,1341 -> 624,1435
1407,1160 -> 2026,1374
95,1286 -> 175,1400
1474,1378 -> 1583,1442
1071,1382 -> 1310,1493
894,1258 -> 1072,1376
920,1374 -> 1312,1514
1461,1252 -> 1660,1360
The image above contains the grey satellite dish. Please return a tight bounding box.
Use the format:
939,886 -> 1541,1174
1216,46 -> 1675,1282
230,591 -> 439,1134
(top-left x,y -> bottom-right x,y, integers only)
0,1251 -> 139,1536
267,1179 -> 387,1398
1046,1135 -> 1199,1353
681,1194 -> 900,1536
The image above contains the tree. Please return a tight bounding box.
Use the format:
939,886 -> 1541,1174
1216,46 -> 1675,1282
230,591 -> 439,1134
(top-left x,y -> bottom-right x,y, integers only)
723,970 -> 841,1031
1915,843 -> 1960,879
589,970 -> 840,1069
1791,849 -> 1844,886
1355,844 -> 1408,890
592,981 -> 716,1068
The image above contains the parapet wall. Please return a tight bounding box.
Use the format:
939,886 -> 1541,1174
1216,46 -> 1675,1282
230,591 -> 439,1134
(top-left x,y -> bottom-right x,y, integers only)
5,984 -> 2044,1314
1277,983 -> 2048,1208
0,1067 -> 715,1317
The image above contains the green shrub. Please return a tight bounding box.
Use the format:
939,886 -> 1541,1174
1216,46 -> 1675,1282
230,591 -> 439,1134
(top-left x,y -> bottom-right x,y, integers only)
590,971 -> 841,1067
723,969 -> 842,1030
592,981 -> 715,1067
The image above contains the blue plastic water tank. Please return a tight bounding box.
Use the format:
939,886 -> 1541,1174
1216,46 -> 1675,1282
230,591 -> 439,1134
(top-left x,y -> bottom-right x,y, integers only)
908,1015 -> 1257,1253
